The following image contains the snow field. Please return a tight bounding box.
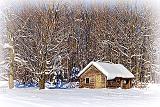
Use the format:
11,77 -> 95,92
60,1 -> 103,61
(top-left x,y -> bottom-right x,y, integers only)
0,82 -> 160,107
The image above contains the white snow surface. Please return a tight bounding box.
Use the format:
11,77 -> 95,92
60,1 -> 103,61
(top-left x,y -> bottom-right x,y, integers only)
78,61 -> 134,80
0,81 -> 160,107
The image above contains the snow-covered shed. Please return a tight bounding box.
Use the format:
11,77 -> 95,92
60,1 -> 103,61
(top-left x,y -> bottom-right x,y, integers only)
78,61 -> 135,89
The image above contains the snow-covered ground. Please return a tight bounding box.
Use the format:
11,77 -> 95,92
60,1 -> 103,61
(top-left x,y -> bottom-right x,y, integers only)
0,81 -> 160,107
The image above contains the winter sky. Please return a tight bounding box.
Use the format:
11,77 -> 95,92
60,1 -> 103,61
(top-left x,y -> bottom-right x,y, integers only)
0,0 -> 160,26
0,0 -> 160,17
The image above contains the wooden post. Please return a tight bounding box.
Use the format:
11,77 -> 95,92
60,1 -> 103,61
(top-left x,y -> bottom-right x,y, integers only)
120,80 -> 123,89
105,76 -> 107,88
128,79 -> 131,88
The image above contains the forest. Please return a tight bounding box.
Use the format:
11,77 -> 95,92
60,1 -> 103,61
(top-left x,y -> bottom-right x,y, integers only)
1,1 -> 159,89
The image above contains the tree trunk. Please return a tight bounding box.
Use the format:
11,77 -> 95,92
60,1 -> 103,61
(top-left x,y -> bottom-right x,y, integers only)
9,54 -> 14,89
8,32 -> 14,89
9,72 -> 14,89
39,73 -> 45,89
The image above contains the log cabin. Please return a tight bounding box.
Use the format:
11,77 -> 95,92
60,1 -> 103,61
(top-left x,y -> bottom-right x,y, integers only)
78,61 -> 135,89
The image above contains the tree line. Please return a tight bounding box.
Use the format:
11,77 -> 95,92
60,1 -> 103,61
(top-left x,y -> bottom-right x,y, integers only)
3,1 -> 157,88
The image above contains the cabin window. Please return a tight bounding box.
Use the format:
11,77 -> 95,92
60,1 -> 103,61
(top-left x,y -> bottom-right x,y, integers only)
123,80 -> 126,84
123,80 -> 129,84
85,78 -> 90,84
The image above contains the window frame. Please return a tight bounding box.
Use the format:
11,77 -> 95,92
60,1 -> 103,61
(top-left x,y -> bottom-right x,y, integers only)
85,77 -> 90,84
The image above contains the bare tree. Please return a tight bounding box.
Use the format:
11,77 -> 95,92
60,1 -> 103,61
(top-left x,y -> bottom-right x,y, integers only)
4,1 -> 156,89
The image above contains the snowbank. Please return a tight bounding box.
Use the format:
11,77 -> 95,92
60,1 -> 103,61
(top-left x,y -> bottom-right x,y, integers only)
0,84 -> 160,107
0,81 -> 8,88
146,83 -> 160,94
1,81 -> 160,107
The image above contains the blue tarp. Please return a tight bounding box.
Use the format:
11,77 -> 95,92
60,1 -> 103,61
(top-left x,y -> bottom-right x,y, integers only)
15,82 -> 38,88
46,81 -> 67,89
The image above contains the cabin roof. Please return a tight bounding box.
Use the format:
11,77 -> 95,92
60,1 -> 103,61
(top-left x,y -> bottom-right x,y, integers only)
78,61 -> 135,80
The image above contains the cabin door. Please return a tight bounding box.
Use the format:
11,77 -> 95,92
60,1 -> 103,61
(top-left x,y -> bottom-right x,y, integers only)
95,74 -> 101,88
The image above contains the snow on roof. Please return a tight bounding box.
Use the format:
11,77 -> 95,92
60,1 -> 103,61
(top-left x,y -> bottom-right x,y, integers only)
78,61 -> 134,80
